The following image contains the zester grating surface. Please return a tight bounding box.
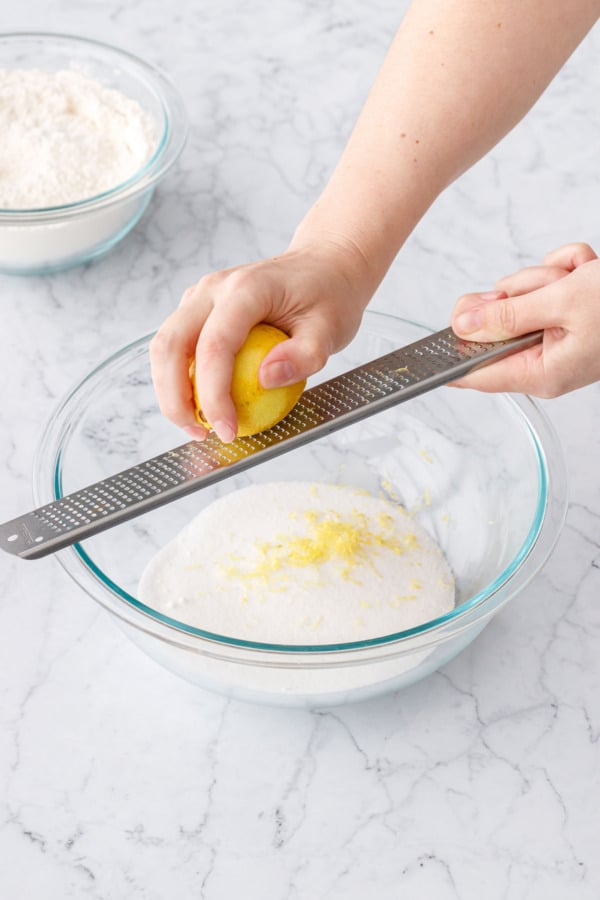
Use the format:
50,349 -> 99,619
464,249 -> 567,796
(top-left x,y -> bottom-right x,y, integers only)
0,326 -> 542,559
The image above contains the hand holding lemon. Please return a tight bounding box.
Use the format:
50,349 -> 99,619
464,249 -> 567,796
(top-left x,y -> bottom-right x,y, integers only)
149,242 -> 370,444
189,324 -> 306,440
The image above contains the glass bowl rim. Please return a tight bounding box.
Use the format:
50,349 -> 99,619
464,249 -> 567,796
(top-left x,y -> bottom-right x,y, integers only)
34,313 -> 568,656
0,31 -> 187,219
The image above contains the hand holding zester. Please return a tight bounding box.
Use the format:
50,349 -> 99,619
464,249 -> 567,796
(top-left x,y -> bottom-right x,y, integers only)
450,243 -> 600,397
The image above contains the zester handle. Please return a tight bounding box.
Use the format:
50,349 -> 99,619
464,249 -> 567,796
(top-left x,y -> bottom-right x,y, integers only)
0,326 -> 542,560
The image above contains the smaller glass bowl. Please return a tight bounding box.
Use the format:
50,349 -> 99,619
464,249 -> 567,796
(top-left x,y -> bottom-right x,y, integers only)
33,313 -> 568,708
0,33 -> 187,275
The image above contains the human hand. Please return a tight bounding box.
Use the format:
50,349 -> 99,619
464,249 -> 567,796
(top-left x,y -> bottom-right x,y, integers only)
450,242 -> 600,397
150,237 -> 372,442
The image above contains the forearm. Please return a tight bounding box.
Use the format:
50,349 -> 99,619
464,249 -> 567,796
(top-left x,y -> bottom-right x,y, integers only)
291,0 -> 600,291
151,0 -> 599,434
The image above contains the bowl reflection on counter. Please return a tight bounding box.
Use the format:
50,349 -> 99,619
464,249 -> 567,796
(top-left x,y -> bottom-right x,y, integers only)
0,32 -> 187,275
33,313 -> 568,708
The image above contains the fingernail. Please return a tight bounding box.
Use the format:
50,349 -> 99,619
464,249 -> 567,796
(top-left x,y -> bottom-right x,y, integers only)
213,419 -> 237,443
184,425 -> 207,440
454,308 -> 484,335
260,360 -> 297,388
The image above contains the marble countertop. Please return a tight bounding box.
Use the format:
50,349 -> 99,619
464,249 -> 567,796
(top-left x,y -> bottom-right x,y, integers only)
1,2 -> 599,897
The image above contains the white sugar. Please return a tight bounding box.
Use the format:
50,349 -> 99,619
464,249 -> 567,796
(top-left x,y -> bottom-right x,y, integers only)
139,482 -> 455,645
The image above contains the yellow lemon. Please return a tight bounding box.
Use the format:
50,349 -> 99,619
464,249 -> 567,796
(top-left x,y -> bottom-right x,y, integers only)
190,323 -> 306,438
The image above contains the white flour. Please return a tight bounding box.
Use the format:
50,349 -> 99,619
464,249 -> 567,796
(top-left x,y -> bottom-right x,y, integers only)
139,482 -> 455,645
0,68 -> 156,208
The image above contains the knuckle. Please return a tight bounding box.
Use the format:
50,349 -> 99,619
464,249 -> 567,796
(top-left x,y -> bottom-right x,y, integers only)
197,329 -> 232,362
180,285 -> 197,304
222,268 -> 255,296
496,299 -> 518,334
544,241 -> 597,269
180,271 -> 226,304
569,241 -> 595,258
194,267 -> 262,312
197,269 -> 225,292
149,327 -> 180,361
302,341 -> 329,375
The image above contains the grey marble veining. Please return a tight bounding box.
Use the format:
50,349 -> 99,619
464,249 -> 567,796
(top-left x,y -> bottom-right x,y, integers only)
1,1 -> 600,898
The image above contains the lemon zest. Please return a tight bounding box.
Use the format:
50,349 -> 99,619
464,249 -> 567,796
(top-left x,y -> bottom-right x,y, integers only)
223,507 -> 420,587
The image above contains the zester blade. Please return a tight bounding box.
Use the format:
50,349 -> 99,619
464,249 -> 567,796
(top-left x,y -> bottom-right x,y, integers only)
0,326 -> 542,560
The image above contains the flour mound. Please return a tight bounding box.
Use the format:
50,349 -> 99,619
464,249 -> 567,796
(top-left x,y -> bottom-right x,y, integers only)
0,68 -> 157,208
138,483 -> 455,644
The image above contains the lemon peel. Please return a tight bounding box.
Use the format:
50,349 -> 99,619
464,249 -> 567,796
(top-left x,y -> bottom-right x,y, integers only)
189,323 -> 306,438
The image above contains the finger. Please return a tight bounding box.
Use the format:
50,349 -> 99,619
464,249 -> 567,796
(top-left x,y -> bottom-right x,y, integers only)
495,264 -> 569,296
194,284 -> 271,443
150,304 -> 211,438
453,290 -> 507,318
259,324 -> 332,388
543,242 -> 597,271
451,279 -> 565,342
449,343 -> 546,395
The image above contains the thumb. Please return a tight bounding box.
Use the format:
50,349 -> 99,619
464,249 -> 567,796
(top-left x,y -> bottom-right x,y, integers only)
258,328 -> 332,389
452,288 -> 556,342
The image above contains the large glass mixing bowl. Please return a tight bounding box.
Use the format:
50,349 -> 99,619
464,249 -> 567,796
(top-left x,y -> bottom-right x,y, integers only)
33,313 -> 568,707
